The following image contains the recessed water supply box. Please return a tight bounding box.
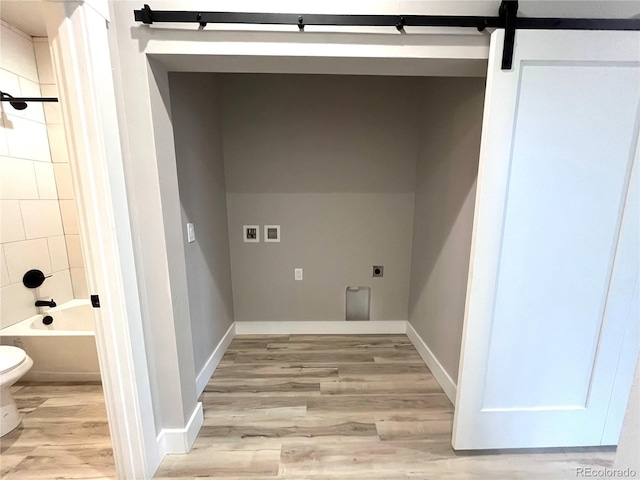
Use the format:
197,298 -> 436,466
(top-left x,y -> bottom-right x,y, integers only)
345,286 -> 370,321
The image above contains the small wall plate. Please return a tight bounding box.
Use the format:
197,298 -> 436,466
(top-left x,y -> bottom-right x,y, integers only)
264,225 -> 281,242
372,266 -> 384,277
243,225 -> 259,243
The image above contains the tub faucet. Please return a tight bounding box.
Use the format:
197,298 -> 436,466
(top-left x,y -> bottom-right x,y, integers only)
35,299 -> 56,308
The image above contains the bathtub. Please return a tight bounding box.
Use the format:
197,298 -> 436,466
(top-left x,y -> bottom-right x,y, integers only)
0,300 -> 101,382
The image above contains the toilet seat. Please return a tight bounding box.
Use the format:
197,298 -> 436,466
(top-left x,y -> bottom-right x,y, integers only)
0,346 -> 26,375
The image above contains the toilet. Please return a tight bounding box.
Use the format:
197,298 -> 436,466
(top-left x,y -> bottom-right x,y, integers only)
0,346 -> 33,436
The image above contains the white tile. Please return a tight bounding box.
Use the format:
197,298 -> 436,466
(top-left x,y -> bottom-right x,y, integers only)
17,77 -> 45,123
38,268 -> 73,305
0,68 -> 20,97
59,199 -> 78,235
40,84 -> 62,124
34,162 -> 58,199
0,156 -> 39,199
5,115 -> 51,162
53,163 -> 74,199
0,120 -> 8,157
33,40 -> 55,85
0,248 -> 10,287
47,124 -> 69,163
48,235 -> 69,272
20,199 -> 63,238
70,267 -> 88,299
3,238 -> 52,284
65,234 -> 84,269
0,282 -> 37,329
0,200 -> 25,242
0,25 -> 38,82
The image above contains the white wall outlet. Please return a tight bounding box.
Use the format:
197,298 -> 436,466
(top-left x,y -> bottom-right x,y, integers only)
294,268 -> 303,281
264,225 -> 281,242
243,225 -> 259,243
186,223 -> 195,243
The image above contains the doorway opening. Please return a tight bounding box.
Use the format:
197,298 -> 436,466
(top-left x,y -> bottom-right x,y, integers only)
168,71 -> 485,401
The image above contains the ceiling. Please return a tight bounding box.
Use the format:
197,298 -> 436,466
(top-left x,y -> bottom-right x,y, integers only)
0,0 -> 638,38
0,0 -> 46,37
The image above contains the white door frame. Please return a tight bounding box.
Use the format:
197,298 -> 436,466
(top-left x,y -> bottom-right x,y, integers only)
44,1 -> 160,478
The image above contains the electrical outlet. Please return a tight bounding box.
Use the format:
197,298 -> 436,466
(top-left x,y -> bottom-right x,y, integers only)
295,268 -> 303,281
372,266 -> 384,277
186,223 -> 195,243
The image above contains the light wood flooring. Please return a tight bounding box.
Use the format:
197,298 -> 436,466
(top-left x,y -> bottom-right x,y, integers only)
0,335 -> 616,479
155,334 -> 616,479
0,382 -> 115,479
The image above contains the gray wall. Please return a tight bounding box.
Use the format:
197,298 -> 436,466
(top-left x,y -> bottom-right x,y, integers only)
408,77 -> 485,382
219,74 -> 422,322
169,73 -> 234,375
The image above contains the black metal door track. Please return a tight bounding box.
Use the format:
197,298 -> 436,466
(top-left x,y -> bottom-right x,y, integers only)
133,2 -> 640,71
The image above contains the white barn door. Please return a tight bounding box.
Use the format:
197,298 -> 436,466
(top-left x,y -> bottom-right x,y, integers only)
453,29 -> 640,450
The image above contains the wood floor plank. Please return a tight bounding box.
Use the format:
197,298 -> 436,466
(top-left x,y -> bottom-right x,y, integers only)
155,448 -> 281,478
205,380 -> 321,395
265,340 -> 396,351
210,375 -> 336,386
338,363 -> 431,375
375,418 -> 453,440
320,379 -> 444,396
213,365 -> 338,380
201,395 -> 310,411
199,421 -> 378,440
204,405 -> 307,419
233,351 -> 376,364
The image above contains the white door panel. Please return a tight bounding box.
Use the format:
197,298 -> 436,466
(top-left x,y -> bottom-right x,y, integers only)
453,29 -> 640,449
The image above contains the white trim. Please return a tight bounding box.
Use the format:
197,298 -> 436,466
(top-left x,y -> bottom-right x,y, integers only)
406,322 -> 457,404
195,323 -> 236,396
44,3 -> 160,478
235,320 -> 407,335
156,402 -> 203,455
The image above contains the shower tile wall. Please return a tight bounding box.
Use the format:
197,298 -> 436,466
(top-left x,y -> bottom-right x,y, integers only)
0,21 -> 86,329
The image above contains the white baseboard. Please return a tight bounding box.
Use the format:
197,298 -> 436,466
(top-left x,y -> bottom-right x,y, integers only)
235,320 -> 408,335
406,322 -> 457,404
195,323 -> 236,396
156,402 -> 203,455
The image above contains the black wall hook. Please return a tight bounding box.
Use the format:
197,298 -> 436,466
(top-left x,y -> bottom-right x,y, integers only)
396,16 -> 406,32
298,16 -> 305,31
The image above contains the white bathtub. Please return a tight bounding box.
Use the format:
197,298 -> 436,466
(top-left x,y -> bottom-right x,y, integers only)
0,300 -> 101,382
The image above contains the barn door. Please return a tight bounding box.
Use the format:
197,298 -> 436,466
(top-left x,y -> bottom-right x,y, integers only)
453,29 -> 640,450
